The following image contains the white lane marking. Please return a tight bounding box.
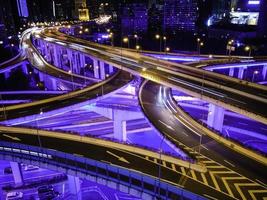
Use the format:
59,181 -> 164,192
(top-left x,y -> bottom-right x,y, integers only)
182,131 -> 189,137
174,116 -> 202,137
158,120 -> 175,131
224,160 -> 235,168
203,194 -> 218,200
255,179 -> 267,187
201,145 -> 209,151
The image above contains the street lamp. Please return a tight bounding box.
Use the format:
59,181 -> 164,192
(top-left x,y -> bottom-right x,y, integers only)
252,70 -> 259,82
68,70 -> 74,91
196,38 -> 201,54
245,46 -> 252,57
136,45 -> 141,52
163,36 -> 167,51
123,37 -> 129,48
155,34 -> 162,52
134,34 -> 139,46
165,47 -> 170,52
109,32 -> 114,46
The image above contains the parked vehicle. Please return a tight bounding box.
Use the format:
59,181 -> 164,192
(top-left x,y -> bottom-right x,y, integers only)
6,192 -> 23,200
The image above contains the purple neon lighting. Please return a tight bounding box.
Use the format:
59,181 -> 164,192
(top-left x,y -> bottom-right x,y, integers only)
173,91 -> 267,155
144,53 -> 206,62
248,0 -> 260,5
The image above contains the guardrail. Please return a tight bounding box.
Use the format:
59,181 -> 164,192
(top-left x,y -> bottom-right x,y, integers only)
0,141 -> 205,200
0,126 -> 206,172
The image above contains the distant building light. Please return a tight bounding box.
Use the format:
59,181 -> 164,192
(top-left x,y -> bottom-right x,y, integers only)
248,1 -> 260,5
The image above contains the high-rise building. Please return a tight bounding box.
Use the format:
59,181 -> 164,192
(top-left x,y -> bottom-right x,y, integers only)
17,0 -> 29,18
258,0 -> 267,36
163,0 -> 198,32
0,0 -> 20,34
121,3 -> 148,35
148,2 -> 163,33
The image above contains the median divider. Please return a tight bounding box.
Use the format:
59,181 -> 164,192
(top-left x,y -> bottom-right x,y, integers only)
0,125 -> 207,173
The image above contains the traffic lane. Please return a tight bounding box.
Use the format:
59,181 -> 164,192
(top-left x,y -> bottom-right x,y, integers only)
0,132 -> 235,200
23,33 -> 94,85
0,71 -> 132,121
140,81 -> 267,184
43,32 -> 267,120
46,28 -> 267,117
52,29 -> 267,99
0,53 -> 26,71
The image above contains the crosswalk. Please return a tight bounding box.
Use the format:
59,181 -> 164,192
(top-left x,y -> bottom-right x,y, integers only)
145,151 -> 267,200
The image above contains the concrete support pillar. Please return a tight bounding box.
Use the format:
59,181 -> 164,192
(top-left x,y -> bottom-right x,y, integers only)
67,49 -> 73,71
262,65 -> 267,80
99,61 -> 106,80
10,162 -> 23,185
39,72 -> 44,82
4,71 -> 10,79
79,54 -> 86,68
113,110 -> 127,141
52,45 -> 59,67
68,175 -> 82,200
93,59 -> 100,79
237,67 -> 246,79
73,53 -> 80,74
21,62 -> 28,75
109,65 -> 114,74
207,104 -> 225,132
45,77 -> 57,90
229,68 -> 234,77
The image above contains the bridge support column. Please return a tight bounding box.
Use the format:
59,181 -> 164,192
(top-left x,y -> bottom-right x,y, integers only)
113,110 -> 127,141
79,54 -> 86,68
10,162 -> 24,185
21,62 -> 28,75
67,49 -> 73,71
207,104 -> 225,132
229,68 -> 234,77
68,175 -> 82,200
93,59 -> 100,79
262,65 -> 267,80
39,72 -> 44,82
45,77 -> 57,90
108,65 -> 114,74
99,61 -> 106,80
52,45 -> 60,67
4,71 -> 10,79
237,67 -> 246,79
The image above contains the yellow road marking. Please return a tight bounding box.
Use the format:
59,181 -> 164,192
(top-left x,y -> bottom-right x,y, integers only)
201,173 -> 208,185
209,171 -> 221,191
190,170 -> 197,180
234,183 -> 258,200
248,190 -> 267,200
171,163 -> 176,171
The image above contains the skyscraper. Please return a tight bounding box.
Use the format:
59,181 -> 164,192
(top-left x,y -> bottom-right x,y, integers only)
258,0 -> 267,36
163,0 -> 198,32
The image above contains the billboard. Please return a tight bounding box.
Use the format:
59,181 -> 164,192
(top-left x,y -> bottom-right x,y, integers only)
230,11 -> 259,25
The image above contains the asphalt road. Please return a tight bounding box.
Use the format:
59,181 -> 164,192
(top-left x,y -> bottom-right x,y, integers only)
0,70 -> 132,121
0,131 -> 237,200
139,80 -> 267,200
38,28 -> 267,125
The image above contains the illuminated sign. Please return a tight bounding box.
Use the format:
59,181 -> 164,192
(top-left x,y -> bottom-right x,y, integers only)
248,1 -> 260,5
230,12 -> 259,25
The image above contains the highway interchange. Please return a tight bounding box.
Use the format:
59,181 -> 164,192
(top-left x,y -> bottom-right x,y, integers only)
0,25 -> 266,199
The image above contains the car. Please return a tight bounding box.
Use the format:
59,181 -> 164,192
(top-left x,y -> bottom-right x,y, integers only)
4,167 -> 12,174
24,165 -> 39,171
6,192 -> 23,200
38,185 -> 54,194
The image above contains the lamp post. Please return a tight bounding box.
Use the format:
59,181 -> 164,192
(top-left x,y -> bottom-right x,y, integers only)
252,70 -> 259,82
134,34 -> 139,46
155,34 -> 162,52
245,46 -> 252,57
163,36 -> 167,52
136,45 -> 141,52
68,70 -> 74,91
109,32 -> 114,46
123,37 -> 129,48
165,47 -> 170,54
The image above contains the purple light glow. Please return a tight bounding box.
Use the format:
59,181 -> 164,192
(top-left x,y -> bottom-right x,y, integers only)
248,0 -> 260,5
